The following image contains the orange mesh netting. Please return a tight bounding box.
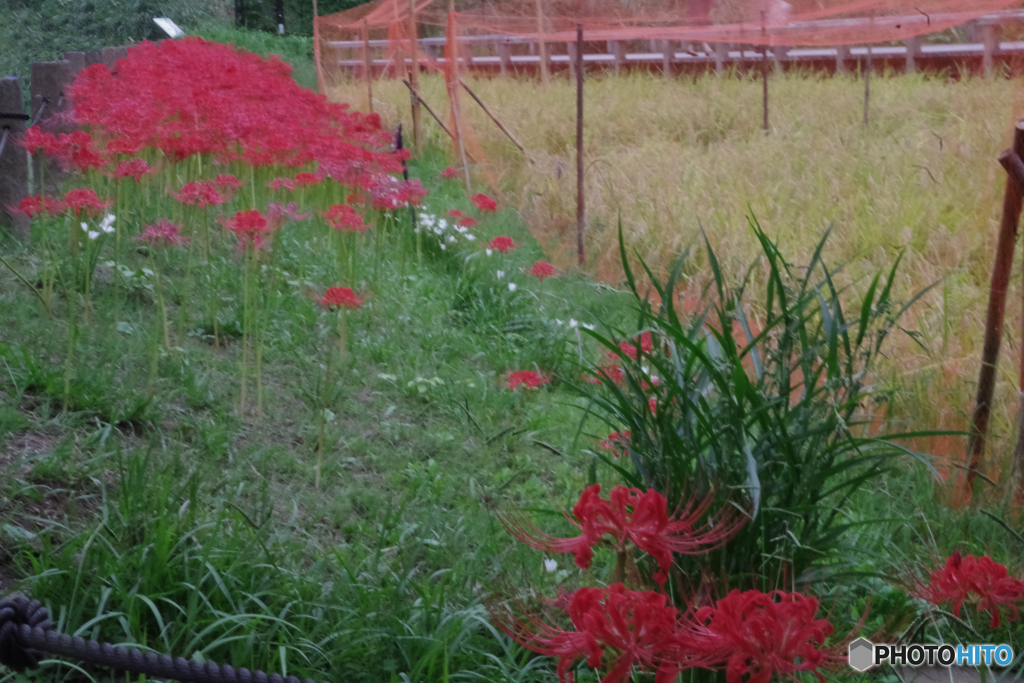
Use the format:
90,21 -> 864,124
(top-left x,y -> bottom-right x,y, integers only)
316,0 -> 1023,166
318,0 -> 1024,51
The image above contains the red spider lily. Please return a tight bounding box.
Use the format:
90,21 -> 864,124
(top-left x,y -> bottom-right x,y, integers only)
440,166 -> 459,179
500,484 -> 745,587
695,589 -> 835,683
583,363 -> 626,386
21,126 -> 51,155
528,260 -> 555,282
615,332 -> 654,361
599,431 -> 631,458
494,584 -> 716,683
22,128 -> 106,171
317,286 -> 362,310
219,209 -> 277,252
449,209 -> 463,218
268,177 -> 295,192
9,195 -> 67,218
68,38 -> 409,209
508,370 -> 550,391
171,181 -> 229,209
458,216 -> 478,229
322,204 -> 367,234
135,219 -> 188,247
911,551 -> 1024,628
214,174 -> 242,189
346,193 -> 365,205
471,193 -> 497,212
110,158 -> 151,182
62,188 -> 110,216
267,202 -> 311,224
294,172 -> 323,187
488,236 -> 517,254
370,177 -> 427,210
649,397 -> 657,415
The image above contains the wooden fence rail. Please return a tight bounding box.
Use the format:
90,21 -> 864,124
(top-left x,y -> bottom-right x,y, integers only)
324,8 -> 1024,79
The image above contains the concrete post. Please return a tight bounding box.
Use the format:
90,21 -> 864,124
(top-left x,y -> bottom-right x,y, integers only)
905,35 -> 919,74
29,60 -> 76,196
0,77 -> 30,239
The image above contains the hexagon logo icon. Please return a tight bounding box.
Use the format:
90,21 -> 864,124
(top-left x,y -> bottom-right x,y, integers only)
848,638 -> 875,672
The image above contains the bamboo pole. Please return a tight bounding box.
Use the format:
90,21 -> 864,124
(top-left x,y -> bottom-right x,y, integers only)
447,13 -> 472,192
363,20 -> 374,114
408,0 -> 421,152
459,79 -> 531,161
537,0 -> 548,84
576,23 -> 584,265
966,119 -> 1024,498
312,0 -> 327,94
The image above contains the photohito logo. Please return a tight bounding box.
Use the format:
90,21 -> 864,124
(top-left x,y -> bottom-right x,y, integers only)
848,638 -> 1015,672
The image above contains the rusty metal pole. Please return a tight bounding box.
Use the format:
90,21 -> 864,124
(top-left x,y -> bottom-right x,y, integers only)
408,0 -> 421,152
576,23 -> 584,266
966,119 -> 1024,498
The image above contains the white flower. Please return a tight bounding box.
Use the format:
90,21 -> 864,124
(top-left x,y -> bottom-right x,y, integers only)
87,230 -> 100,240
465,234 -> 476,241
486,249 -> 493,257
438,219 -> 448,229
642,366 -> 650,375
496,270 -> 505,279
439,242 -> 446,250
99,214 -> 116,233
554,318 -> 564,326
508,283 -> 517,292
80,222 -> 89,232
447,235 -> 456,243
568,319 -> 578,328
544,559 -> 558,573
582,323 -> 596,331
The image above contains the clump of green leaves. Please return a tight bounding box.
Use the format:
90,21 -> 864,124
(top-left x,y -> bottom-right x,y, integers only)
580,217 -> 942,593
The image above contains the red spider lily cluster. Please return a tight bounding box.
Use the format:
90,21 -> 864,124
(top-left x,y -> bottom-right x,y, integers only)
488,236 -> 517,254
23,128 -> 106,172
12,189 -> 111,218
599,431 -> 631,457
171,181 -> 232,209
912,551 -> 1024,628
322,204 -> 366,233
471,193 -> 498,212
508,370 -> 550,391
219,210 -> 277,252
496,583 -> 719,683
110,158 -> 152,182
500,483 -> 745,588
317,286 -> 362,310
135,220 -> 188,247
526,260 -> 555,281
696,589 -> 837,683
440,166 -> 460,179
493,461 -> 843,683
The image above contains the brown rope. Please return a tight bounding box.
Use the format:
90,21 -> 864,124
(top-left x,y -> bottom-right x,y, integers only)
0,597 -> 326,683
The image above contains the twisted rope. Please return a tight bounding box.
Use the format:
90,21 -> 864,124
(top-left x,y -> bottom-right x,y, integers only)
0,598 -> 324,683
